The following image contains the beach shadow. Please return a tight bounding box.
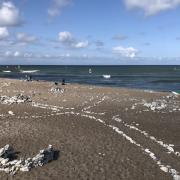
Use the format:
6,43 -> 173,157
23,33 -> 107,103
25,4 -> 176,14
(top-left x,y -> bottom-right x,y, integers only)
8,151 -> 20,161
53,150 -> 60,161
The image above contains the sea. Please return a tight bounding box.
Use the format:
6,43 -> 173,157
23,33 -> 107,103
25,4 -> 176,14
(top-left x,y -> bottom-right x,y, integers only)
0,65 -> 180,92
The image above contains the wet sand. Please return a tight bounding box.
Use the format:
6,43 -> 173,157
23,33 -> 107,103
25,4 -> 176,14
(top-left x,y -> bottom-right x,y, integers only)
0,78 -> 179,180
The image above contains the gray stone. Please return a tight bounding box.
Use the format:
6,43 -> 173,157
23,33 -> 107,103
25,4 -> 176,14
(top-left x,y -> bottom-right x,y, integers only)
0,144 -> 14,159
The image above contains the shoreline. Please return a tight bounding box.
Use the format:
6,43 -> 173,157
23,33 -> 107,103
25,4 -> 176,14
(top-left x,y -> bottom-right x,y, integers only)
0,77 -> 176,94
0,65 -> 179,94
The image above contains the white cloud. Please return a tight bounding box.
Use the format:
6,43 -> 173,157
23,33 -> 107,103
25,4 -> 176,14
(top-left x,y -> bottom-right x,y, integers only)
5,50 -> 11,57
58,31 -> 73,42
65,53 -> 70,57
16,33 -> 37,43
4,51 -> 33,58
24,53 -> 33,58
124,0 -> 180,15
14,51 -> 20,57
0,1 -> 21,26
58,31 -> 89,49
113,46 -> 138,58
0,27 -> 9,39
72,41 -> 89,48
48,0 -> 71,17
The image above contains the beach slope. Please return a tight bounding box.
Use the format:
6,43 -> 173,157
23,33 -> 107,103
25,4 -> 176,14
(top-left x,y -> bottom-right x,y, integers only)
0,78 -> 179,180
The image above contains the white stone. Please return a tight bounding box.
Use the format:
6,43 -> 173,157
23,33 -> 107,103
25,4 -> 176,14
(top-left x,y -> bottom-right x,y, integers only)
8,111 -> 14,115
160,166 -> 169,173
174,175 -> 180,180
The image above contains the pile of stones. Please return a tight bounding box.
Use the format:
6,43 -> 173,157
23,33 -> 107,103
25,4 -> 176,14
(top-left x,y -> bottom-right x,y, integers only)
50,87 -> 64,93
131,92 -> 179,112
143,101 -> 167,111
0,144 -> 55,175
0,94 -> 32,105
166,91 -> 179,99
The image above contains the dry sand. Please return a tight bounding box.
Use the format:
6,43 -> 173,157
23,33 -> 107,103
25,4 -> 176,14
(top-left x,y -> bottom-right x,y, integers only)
0,78 -> 179,180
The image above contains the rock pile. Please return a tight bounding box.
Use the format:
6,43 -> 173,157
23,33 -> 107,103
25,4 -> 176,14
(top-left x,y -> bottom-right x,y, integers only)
0,94 -> 32,105
131,91 -> 180,112
0,145 -> 55,175
166,91 -> 179,99
50,87 -> 64,93
143,101 -> 167,111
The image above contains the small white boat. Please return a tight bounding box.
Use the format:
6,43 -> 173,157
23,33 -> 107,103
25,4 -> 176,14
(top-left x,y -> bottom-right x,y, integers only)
89,68 -> 92,74
103,75 -> 111,79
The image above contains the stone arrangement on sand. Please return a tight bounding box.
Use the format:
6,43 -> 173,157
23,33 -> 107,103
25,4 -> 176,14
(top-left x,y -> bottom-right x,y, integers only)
0,78 -> 179,180
0,144 -> 54,175
0,94 -> 32,105
50,87 -> 64,93
143,100 -> 167,111
131,91 -> 180,112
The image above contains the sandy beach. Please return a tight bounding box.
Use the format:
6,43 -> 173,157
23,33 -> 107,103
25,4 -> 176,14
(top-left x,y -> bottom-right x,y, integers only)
0,78 -> 179,180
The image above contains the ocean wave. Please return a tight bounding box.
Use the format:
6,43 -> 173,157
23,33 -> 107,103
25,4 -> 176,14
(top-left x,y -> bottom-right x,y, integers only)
103,75 -> 111,79
2,71 -> 11,73
20,70 -> 39,73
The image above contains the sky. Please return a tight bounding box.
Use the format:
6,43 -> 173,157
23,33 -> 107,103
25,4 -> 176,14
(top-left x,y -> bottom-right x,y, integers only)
0,0 -> 180,65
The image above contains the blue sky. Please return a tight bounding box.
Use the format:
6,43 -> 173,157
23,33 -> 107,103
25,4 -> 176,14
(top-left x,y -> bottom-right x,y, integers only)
0,0 -> 180,64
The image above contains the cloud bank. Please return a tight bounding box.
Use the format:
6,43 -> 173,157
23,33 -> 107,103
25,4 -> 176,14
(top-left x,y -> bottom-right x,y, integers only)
16,33 -> 38,43
125,0 -> 180,15
58,31 -> 89,49
113,46 -> 138,58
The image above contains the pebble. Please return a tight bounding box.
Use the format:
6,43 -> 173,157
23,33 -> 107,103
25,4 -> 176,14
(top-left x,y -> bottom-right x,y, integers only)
160,166 -> 169,173
8,111 -> 14,115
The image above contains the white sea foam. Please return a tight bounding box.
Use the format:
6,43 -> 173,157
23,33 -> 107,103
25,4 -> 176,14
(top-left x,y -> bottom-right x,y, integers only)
2,71 -> 11,73
20,70 -> 39,73
103,75 -> 111,79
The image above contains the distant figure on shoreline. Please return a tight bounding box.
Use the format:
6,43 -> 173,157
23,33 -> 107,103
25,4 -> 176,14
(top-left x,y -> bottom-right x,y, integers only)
25,75 -> 32,81
62,79 -> 65,85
